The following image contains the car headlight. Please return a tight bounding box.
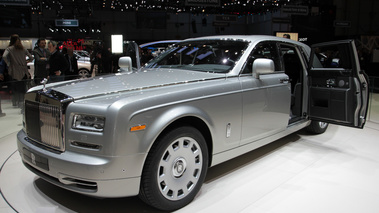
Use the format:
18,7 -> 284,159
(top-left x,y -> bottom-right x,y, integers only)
73,114 -> 105,132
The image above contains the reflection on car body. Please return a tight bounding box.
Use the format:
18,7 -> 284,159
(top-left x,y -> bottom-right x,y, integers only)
17,35 -> 369,211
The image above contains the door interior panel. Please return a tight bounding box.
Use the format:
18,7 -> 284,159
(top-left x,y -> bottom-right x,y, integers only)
309,86 -> 354,123
308,40 -> 368,128
309,68 -> 356,123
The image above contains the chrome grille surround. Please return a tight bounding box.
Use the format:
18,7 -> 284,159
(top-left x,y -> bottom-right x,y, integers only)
24,89 -> 73,152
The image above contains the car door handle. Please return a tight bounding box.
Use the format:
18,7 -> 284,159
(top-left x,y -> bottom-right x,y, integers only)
280,78 -> 290,83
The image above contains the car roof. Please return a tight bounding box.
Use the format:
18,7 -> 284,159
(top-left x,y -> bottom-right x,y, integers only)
182,35 -> 310,51
139,40 -> 181,48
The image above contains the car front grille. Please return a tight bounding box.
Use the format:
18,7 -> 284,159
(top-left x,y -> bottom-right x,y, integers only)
25,100 -> 64,151
24,90 -> 73,152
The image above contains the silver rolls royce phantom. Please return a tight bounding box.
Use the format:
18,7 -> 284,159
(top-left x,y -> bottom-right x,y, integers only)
17,35 -> 369,211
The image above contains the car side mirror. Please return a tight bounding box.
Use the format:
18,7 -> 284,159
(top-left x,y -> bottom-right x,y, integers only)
119,56 -> 133,72
252,58 -> 275,79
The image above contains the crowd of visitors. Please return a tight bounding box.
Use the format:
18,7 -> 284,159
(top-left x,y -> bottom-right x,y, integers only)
0,34 -> 159,117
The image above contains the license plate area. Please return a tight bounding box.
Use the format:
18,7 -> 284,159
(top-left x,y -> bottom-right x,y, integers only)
23,148 -> 49,171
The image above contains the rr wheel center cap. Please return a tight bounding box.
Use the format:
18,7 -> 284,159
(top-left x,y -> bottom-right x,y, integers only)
173,157 -> 187,178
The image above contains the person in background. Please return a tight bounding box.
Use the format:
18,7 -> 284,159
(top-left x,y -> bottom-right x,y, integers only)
141,48 -> 154,65
3,34 -> 33,111
33,38 -> 50,84
283,34 -> 291,39
90,42 -> 102,76
62,47 -> 78,80
100,46 -> 111,74
0,50 -> 7,117
47,40 -> 68,83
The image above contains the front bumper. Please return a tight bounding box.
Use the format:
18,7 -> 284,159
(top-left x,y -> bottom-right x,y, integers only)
17,130 -> 146,198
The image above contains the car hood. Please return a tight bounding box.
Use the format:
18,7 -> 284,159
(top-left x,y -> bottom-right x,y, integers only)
30,69 -> 226,100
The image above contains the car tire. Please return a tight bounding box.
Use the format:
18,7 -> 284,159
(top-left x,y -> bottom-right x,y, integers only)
139,126 -> 208,211
305,121 -> 329,134
78,68 -> 90,78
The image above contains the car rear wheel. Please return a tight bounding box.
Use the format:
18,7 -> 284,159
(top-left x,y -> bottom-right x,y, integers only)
78,68 -> 90,78
139,126 -> 208,211
305,121 -> 329,134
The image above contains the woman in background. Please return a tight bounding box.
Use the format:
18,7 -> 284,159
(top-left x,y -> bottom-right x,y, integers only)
0,50 -> 8,117
3,34 -> 33,111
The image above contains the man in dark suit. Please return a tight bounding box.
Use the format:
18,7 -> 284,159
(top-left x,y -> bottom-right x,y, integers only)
62,47 -> 78,80
33,38 -> 51,84
47,41 -> 68,83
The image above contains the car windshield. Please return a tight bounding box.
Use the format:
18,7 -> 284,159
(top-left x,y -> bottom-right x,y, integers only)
144,40 -> 249,73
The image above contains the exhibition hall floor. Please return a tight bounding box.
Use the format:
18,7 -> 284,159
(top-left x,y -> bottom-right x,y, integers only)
1,96 -> 379,212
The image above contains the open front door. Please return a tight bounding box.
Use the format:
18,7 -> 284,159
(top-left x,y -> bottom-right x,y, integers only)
308,40 -> 369,128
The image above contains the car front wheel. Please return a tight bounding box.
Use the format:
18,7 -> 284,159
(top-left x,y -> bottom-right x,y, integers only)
139,126 -> 209,211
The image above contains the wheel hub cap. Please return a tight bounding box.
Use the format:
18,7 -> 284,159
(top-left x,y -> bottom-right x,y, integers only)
173,157 -> 187,177
319,122 -> 328,129
157,137 -> 204,201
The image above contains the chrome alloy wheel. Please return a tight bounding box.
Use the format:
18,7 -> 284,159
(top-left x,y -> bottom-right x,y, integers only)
78,69 -> 90,78
157,136 -> 203,201
305,120 -> 329,134
319,122 -> 328,129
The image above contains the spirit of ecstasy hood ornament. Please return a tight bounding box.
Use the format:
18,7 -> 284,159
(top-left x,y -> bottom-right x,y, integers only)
41,78 -> 48,92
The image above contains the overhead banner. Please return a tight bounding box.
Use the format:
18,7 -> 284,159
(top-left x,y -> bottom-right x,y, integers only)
0,0 -> 29,6
185,0 -> 220,7
0,6 -> 31,28
334,21 -> 351,28
55,19 -> 79,27
215,15 -> 237,22
281,5 -> 309,16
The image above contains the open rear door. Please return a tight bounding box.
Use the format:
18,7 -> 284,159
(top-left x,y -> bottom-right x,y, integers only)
308,40 -> 369,128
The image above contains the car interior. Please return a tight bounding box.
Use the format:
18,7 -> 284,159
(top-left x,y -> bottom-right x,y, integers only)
281,44 -> 304,123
